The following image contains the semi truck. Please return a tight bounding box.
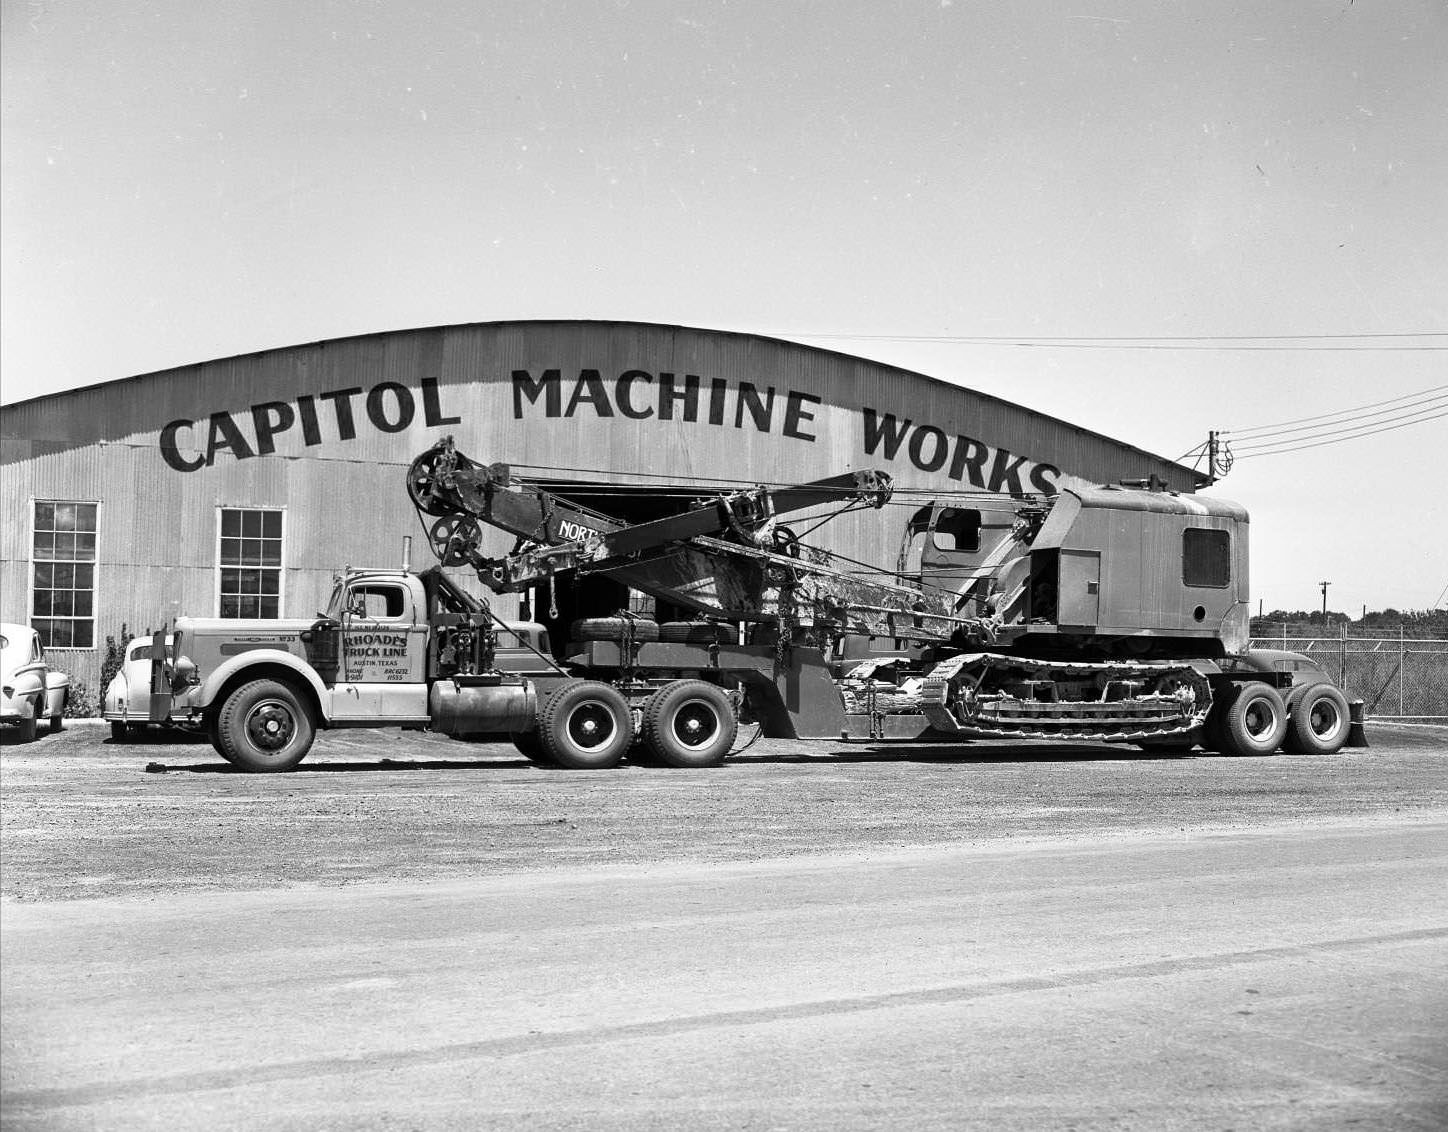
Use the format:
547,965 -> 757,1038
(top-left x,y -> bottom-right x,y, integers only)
143,438 -> 1364,770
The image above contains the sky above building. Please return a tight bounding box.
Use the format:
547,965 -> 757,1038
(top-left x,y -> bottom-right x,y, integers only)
3,0 -> 1445,615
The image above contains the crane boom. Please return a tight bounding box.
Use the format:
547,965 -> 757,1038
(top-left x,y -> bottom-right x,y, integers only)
406,437 -> 981,642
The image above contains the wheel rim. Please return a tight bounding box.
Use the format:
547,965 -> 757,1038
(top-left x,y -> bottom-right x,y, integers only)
1244,697 -> 1278,739
671,700 -> 721,751
565,702 -> 617,752
245,699 -> 297,752
1308,697 -> 1343,741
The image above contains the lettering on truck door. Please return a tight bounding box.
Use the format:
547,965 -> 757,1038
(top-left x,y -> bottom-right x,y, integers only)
332,581 -> 429,722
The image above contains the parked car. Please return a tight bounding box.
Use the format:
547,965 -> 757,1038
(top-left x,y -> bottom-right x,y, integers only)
1,623 -> 71,741
104,634 -> 191,741
1219,649 -> 1359,754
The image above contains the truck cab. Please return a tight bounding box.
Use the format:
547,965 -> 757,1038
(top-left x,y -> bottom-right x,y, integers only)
154,566 -> 551,771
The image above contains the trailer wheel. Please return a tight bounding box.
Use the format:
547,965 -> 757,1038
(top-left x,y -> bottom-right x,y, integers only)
1133,730 -> 1199,752
1282,685 -> 1350,755
1220,681 -> 1287,756
538,681 -> 632,769
642,680 -> 737,768
216,679 -> 315,772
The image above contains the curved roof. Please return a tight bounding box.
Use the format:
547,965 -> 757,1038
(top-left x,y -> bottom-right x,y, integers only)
1,319 -> 1205,493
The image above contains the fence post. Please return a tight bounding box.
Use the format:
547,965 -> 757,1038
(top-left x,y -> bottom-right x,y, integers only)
1339,621 -> 1348,690
1399,625 -> 1405,718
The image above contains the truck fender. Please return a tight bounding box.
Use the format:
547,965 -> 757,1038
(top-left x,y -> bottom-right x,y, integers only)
196,651 -> 334,723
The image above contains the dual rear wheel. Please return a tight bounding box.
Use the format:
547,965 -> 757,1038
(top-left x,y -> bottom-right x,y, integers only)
1206,680 -> 1349,757
521,679 -> 737,770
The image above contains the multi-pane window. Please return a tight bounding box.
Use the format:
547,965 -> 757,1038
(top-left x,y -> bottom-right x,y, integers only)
33,501 -> 98,648
218,508 -> 284,618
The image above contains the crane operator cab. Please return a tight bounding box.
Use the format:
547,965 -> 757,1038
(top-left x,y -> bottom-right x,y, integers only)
902,484 -> 1251,660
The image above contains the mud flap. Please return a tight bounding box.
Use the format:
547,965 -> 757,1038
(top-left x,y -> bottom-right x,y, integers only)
1347,698 -> 1370,748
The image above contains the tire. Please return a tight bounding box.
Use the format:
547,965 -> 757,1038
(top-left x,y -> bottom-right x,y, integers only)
1282,684 -> 1351,755
16,714 -> 37,743
1201,688 -> 1234,753
658,621 -> 733,644
511,731 -> 552,765
1220,681 -> 1287,756
216,679 -> 315,772
207,713 -> 238,765
537,681 -> 633,769
570,617 -> 660,643
49,694 -> 65,733
1134,730 -> 1199,752
641,680 -> 737,768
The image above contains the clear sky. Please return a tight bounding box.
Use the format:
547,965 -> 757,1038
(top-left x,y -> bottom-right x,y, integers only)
3,0 -> 1445,615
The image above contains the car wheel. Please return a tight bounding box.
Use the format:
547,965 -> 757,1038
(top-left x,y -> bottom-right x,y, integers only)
17,714 -> 37,743
1221,682 -> 1288,756
49,692 -> 66,733
1282,685 -> 1351,755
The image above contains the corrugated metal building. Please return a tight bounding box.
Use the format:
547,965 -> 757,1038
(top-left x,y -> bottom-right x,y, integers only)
1,320 -> 1203,694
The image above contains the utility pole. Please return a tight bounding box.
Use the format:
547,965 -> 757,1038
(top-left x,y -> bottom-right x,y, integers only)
1319,580 -> 1331,624
1207,430 -> 1218,485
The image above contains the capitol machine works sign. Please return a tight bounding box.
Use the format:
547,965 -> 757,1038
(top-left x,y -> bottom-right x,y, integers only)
155,367 -> 1062,495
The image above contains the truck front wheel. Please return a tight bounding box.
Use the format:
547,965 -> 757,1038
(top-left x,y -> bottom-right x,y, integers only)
538,681 -> 632,769
642,680 -> 736,768
217,680 -> 315,772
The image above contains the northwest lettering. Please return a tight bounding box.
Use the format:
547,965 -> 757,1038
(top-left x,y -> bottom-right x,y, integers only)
159,377 -> 460,472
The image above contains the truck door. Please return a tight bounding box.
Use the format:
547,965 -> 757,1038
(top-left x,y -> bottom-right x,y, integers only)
332,580 -> 429,723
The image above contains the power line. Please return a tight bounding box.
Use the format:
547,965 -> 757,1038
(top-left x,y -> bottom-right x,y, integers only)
1232,401 -> 1448,452
1231,408 -> 1448,458
1222,384 -> 1448,438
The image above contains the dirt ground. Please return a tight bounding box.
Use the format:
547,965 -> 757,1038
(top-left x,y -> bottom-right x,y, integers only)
3,720 -> 1445,903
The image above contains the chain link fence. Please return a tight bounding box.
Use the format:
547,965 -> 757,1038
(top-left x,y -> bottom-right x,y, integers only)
1249,628 -> 1448,721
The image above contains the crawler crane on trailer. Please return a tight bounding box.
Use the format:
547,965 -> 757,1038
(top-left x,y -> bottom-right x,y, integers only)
141,437 -> 1363,771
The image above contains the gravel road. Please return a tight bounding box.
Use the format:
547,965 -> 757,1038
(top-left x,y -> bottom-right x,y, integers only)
3,721 -> 1444,903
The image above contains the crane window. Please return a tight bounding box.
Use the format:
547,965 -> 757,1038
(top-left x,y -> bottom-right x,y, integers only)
1183,528 -> 1231,588
932,508 -> 981,552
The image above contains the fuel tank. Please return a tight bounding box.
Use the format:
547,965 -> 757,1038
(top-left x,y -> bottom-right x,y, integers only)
428,676 -> 537,735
